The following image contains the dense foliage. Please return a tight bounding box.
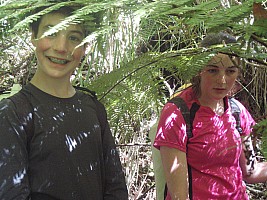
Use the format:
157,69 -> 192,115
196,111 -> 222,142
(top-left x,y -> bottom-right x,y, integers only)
1,0 -> 267,198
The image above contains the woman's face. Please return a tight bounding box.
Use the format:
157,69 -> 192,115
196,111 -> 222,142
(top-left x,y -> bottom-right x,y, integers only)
199,53 -> 239,102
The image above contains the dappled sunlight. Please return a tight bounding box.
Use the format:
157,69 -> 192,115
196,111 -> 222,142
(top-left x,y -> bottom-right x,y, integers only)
165,113 -> 178,129
13,168 -> 26,185
169,157 -> 185,174
0,92 -> 116,198
52,111 -> 65,122
186,111 -> 246,199
156,111 -> 187,145
65,131 -> 93,152
65,134 -> 78,152
190,114 -> 241,161
194,168 -> 245,198
153,97 -> 250,198
0,168 -> 27,191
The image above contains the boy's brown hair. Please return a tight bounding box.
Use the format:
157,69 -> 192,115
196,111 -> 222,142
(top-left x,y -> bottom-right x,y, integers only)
30,6 -> 79,38
30,5 -> 101,39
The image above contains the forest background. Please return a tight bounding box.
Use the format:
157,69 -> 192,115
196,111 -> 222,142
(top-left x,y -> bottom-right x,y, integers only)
0,0 -> 267,199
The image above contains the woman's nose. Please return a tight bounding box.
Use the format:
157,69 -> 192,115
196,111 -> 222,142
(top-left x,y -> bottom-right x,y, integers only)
217,73 -> 226,84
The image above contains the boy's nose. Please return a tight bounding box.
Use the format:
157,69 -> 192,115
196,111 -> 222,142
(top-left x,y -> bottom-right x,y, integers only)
53,34 -> 68,53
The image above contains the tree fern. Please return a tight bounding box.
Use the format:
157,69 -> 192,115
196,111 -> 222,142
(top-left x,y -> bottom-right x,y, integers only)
253,119 -> 267,158
11,2 -> 79,32
1,0 -> 266,121
1,0 -> 267,198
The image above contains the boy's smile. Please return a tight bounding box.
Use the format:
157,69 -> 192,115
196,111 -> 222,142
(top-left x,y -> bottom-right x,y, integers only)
31,12 -> 85,81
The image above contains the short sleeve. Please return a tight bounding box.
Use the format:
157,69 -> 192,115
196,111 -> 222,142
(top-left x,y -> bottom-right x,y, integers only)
153,102 -> 188,153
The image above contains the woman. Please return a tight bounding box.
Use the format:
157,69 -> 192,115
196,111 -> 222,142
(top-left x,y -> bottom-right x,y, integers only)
154,33 -> 267,200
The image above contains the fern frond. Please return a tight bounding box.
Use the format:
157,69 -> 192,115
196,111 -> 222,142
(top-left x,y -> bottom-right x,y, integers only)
10,1 -> 74,32
158,0 -> 220,17
253,119 -> 267,158
39,0 -> 123,39
200,1 -> 253,31
0,2 -> 51,25
87,46 -> 227,99
0,0 -> 33,10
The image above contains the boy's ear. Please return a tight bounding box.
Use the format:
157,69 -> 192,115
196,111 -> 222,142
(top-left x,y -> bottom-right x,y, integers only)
82,47 -> 86,57
31,33 -> 37,47
79,44 -> 86,57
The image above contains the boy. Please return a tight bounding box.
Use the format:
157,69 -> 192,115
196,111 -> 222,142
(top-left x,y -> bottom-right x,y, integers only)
0,6 -> 128,200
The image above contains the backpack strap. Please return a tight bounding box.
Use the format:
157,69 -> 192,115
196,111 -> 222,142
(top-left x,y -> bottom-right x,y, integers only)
189,102 -> 200,138
169,96 -> 200,140
169,97 -> 191,138
228,97 -> 242,135
229,97 -> 256,172
74,86 -> 106,138
187,102 -> 199,200
74,85 -> 97,97
164,96 -> 200,200
163,96 -> 243,200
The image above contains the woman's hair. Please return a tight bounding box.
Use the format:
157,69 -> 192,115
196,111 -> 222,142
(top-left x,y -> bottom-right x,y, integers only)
191,32 -> 237,98
200,32 -> 237,48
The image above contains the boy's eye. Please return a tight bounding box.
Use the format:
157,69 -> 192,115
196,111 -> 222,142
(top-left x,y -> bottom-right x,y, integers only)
69,35 -> 81,42
47,32 -> 57,38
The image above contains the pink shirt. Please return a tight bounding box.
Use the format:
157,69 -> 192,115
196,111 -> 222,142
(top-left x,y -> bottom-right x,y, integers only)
154,87 -> 255,200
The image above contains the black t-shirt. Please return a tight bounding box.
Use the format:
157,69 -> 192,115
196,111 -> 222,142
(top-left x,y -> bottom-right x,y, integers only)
0,83 -> 128,200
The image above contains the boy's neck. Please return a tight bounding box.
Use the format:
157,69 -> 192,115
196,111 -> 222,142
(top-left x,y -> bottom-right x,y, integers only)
30,75 -> 76,98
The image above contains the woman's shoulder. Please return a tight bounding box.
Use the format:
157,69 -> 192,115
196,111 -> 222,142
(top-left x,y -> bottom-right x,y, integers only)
174,87 -> 197,109
162,88 -> 195,121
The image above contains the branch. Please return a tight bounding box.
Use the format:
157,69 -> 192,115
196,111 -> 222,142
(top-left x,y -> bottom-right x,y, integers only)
251,34 -> 267,48
99,59 -> 160,100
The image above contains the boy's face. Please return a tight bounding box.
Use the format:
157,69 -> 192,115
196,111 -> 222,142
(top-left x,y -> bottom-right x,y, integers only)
31,12 -> 85,80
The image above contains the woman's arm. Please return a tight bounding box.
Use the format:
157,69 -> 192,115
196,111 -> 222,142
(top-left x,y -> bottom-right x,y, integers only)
240,136 -> 267,183
160,146 -> 189,200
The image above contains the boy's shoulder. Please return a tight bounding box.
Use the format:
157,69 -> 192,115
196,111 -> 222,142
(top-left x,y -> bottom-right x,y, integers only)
75,86 -> 106,111
74,86 -> 97,98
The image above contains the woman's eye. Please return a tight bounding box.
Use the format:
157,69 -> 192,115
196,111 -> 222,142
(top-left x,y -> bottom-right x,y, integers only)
207,69 -> 218,73
226,69 -> 237,74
